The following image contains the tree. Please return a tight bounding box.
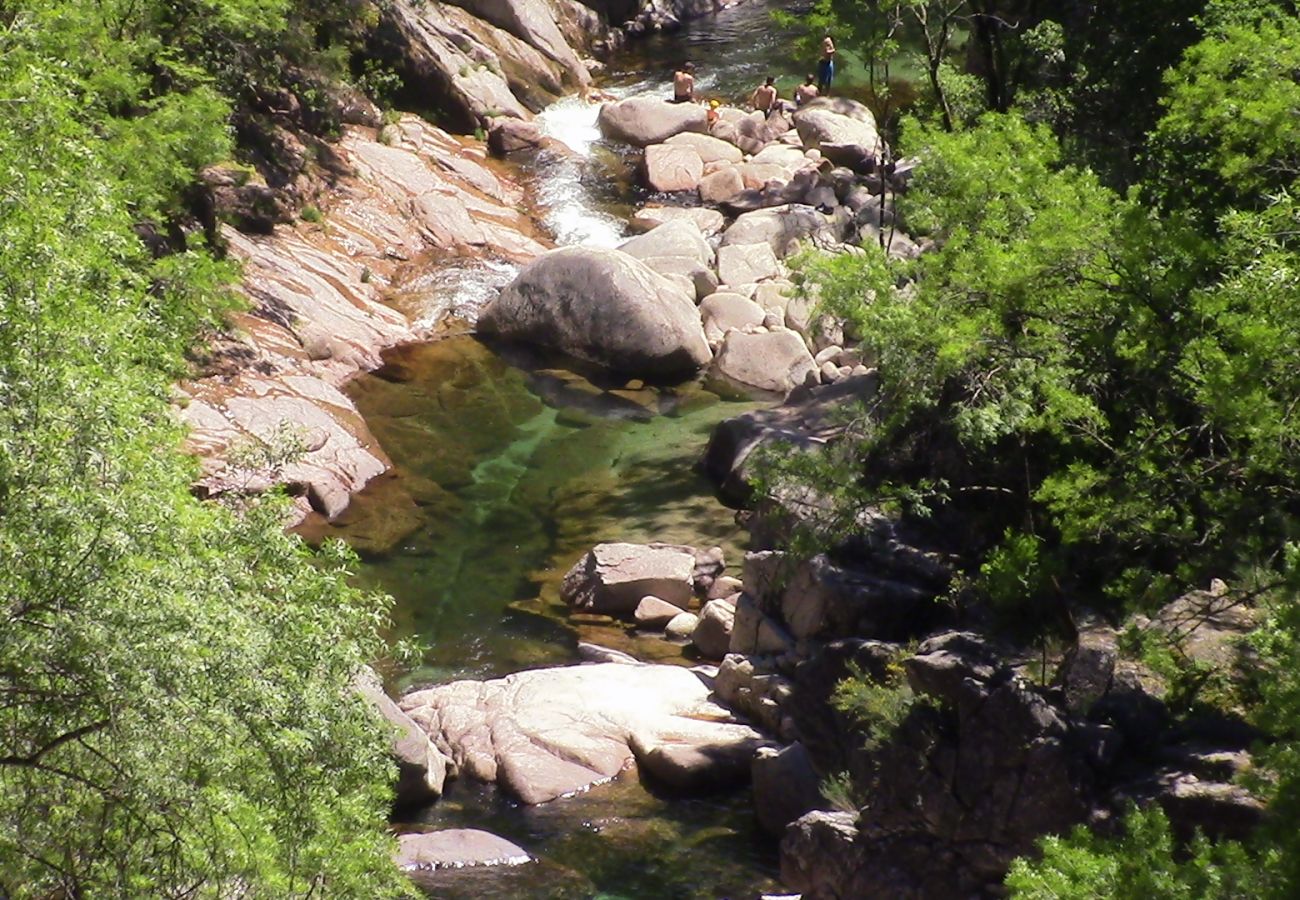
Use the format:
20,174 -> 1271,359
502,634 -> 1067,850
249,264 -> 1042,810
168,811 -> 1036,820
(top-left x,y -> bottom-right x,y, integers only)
0,3 -> 407,895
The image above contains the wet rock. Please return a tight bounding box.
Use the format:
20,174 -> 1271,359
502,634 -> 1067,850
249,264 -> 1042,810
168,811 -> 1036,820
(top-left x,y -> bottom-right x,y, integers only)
354,667 -> 451,806
401,661 -> 763,804
479,246 -> 710,376
716,241 -> 781,285
618,218 -> 714,267
636,595 -> 687,627
710,329 -> 817,395
643,142 -> 704,192
488,117 -> 547,154
597,95 -> 709,146
753,742 -> 827,836
396,830 -> 531,870
693,598 -> 737,660
561,542 -> 697,613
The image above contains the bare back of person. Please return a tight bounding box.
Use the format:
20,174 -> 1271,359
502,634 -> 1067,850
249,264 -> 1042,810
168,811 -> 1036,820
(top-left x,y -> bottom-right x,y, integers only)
795,80 -> 819,106
673,66 -> 695,102
752,82 -> 777,114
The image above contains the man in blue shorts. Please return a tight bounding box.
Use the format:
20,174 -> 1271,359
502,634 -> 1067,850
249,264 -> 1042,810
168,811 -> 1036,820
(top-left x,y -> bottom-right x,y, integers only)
817,35 -> 835,93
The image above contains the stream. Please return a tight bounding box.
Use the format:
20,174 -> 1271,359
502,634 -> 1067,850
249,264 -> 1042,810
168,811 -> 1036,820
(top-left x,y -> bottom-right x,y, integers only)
316,3 -> 834,896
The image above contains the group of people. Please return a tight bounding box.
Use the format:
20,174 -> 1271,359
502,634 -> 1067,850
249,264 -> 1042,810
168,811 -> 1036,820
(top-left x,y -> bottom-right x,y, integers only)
671,34 -> 837,118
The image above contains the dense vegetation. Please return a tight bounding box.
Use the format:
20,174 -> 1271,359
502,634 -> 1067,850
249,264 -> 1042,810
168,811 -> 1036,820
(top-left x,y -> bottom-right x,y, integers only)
0,1 -> 407,895
775,0 -> 1300,894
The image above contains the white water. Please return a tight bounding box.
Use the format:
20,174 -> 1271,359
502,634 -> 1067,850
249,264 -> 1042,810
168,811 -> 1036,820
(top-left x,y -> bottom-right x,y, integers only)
532,94 -> 631,249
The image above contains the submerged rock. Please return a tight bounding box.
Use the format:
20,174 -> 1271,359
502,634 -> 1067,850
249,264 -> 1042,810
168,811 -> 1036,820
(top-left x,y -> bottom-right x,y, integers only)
478,246 -> 710,376
400,661 -> 766,804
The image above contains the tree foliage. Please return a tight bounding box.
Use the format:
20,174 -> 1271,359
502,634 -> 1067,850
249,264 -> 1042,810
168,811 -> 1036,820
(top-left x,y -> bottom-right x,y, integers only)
0,1 -> 406,896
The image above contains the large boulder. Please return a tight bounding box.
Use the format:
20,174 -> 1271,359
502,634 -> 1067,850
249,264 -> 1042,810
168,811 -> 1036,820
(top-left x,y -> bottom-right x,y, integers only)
753,742 -> 827,835
665,131 -> 744,164
692,598 -> 737,659
478,246 -> 710,376
618,218 -> 714,267
710,329 -> 817,395
793,97 -> 882,172
400,661 -> 767,804
561,542 -> 697,613
598,96 -> 709,147
643,143 -> 704,192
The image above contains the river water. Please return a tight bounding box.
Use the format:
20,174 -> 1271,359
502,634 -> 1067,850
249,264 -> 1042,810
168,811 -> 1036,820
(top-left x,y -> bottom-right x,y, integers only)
316,2 -> 834,896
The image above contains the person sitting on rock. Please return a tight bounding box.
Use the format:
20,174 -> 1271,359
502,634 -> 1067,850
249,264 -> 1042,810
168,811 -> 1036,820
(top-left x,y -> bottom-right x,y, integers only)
795,74 -> 820,106
818,35 -> 836,93
751,76 -> 779,117
706,98 -> 721,127
673,63 -> 696,103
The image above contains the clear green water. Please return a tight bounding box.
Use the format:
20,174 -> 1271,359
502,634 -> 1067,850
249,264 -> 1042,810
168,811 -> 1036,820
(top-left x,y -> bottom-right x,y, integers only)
314,335 -> 780,898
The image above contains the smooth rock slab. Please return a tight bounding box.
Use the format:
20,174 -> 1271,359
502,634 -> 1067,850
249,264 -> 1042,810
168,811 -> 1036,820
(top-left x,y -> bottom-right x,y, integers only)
561,542 -> 696,613
396,830 -> 531,870
399,662 -> 765,804
618,218 -> 714,267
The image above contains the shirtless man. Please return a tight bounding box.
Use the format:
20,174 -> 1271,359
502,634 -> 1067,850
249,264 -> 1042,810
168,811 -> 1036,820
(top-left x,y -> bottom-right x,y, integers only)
795,74 -> 819,106
817,35 -> 836,93
751,76 -> 778,117
673,62 -> 696,103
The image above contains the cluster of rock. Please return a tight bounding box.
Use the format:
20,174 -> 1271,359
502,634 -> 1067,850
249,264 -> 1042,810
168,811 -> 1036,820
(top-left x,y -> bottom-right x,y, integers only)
690,388 -> 1267,897
480,93 -> 919,399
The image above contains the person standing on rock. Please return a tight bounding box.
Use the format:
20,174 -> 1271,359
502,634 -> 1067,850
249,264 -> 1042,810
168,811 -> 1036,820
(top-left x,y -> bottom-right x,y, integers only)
751,76 -> 779,117
673,62 -> 696,103
795,73 -> 820,106
818,35 -> 836,94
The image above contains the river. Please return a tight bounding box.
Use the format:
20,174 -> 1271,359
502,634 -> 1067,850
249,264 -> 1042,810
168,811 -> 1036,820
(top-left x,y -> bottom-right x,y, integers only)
317,2 -> 826,896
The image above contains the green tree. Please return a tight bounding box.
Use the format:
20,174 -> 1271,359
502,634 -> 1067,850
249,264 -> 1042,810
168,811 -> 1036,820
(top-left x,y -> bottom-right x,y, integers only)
0,4 -> 406,896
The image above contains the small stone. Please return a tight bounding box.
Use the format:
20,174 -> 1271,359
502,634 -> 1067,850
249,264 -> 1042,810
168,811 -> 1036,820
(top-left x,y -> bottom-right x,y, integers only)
636,595 -> 688,627
665,612 -> 700,640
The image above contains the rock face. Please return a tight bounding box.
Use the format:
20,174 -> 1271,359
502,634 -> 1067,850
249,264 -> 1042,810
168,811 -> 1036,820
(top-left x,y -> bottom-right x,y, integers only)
597,95 -> 710,146
753,742 -> 827,836
375,0 -> 602,131
710,330 -> 817,395
399,661 -> 768,804
478,246 -> 711,376
396,830 -> 531,870
561,542 -> 697,613
182,116 -> 547,524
